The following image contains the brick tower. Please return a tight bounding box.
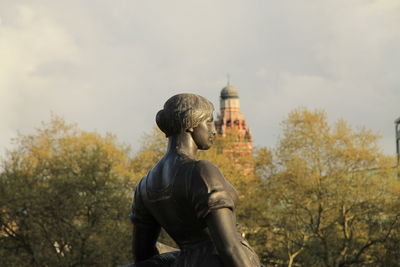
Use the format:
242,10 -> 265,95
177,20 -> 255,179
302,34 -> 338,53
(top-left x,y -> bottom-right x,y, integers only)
215,82 -> 253,158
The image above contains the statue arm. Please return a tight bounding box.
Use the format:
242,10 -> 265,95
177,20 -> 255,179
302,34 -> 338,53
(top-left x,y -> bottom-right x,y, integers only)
132,223 -> 161,262
206,208 -> 253,267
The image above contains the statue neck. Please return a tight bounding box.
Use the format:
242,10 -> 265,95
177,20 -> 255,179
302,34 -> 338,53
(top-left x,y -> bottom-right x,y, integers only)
167,132 -> 198,159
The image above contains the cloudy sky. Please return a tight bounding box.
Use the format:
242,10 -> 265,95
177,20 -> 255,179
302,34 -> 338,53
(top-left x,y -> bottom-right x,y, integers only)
1,0 -> 399,155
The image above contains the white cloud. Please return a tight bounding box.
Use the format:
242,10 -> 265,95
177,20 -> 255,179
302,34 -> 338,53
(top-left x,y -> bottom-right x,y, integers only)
0,4 -> 81,151
0,0 -> 399,156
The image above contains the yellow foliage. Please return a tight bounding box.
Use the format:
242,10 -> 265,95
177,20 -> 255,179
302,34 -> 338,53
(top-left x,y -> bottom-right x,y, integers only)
0,115 -> 135,266
264,108 -> 400,266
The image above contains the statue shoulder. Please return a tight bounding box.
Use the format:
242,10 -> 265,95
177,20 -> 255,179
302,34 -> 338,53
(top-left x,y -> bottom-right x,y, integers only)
193,160 -> 225,187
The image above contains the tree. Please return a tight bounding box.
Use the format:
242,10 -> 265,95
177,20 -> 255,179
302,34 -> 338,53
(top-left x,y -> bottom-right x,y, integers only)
263,108 -> 400,267
130,126 -> 166,179
0,116 -> 135,267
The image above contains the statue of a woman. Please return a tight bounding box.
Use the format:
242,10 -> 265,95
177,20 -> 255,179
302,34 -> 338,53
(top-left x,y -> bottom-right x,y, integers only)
130,94 -> 261,267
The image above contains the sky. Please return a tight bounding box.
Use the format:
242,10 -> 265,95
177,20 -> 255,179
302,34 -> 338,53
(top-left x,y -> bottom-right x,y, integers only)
0,0 -> 399,155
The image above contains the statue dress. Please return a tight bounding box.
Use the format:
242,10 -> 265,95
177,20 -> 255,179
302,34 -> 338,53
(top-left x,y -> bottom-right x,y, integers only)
130,153 -> 261,267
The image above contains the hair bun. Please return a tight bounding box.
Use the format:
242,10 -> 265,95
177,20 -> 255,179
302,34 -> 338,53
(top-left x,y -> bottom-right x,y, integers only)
156,109 -> 169,137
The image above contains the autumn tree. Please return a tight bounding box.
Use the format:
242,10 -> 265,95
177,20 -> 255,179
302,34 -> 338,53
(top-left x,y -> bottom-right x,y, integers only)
0,117 -> 135,267
6,108 -> 397,267
130,126 -> 167,179
262,108 -> 400,267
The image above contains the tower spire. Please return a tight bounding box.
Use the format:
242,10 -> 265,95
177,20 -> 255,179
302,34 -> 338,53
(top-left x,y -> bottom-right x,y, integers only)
227,73 -> 230,86
215,82 -> 253,173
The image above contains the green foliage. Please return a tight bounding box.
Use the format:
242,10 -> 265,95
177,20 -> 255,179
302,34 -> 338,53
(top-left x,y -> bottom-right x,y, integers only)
130,127 -> 166,179
0,116 -> 135,267
259,108 -> 400,267
2,109 -> 400,267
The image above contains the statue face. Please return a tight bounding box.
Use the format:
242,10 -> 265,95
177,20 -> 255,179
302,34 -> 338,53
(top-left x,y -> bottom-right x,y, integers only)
190,115 -> 216,150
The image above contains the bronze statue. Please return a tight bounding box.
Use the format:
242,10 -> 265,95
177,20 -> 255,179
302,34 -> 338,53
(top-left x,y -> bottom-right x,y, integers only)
129,94 -> 261,267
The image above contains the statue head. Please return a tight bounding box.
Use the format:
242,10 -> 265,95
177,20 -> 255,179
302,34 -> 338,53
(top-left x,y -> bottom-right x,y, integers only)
156,93 -> 214,137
